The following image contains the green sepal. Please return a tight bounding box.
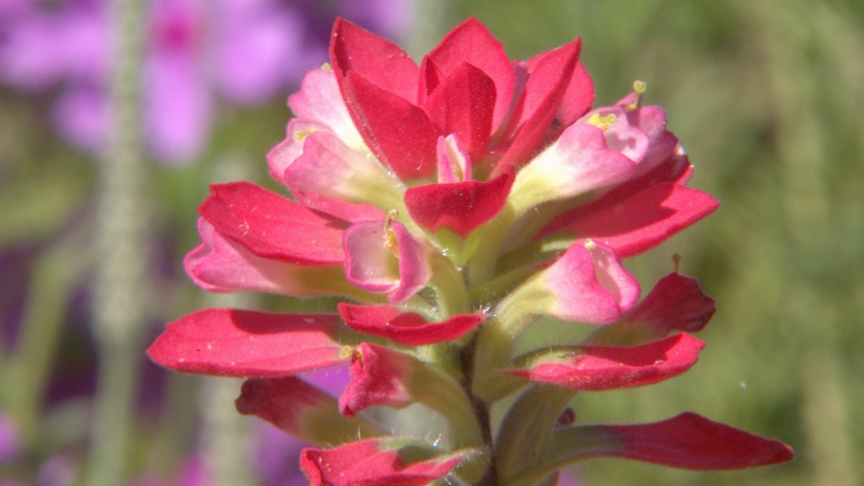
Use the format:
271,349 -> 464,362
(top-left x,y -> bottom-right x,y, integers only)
494,385 -> 576,484
504,426 -> 619,486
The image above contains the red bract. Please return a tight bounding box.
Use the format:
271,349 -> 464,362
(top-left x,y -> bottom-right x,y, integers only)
507,333 -> 705,391
235,376 -> 385,446
149,16 -> 792,486
329,17 -> 594,236
556,413 -> 795,470
146,309 -> 349,377
338,303 -> 484,346
583,271 -> 717,347
300,438 -> 470,486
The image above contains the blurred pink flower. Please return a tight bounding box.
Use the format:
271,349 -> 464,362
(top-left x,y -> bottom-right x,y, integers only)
0,412 -> 21,464
0,0 -> 413,164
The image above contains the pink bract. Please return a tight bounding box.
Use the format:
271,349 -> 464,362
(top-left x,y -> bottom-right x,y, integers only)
300,438 -> 468,486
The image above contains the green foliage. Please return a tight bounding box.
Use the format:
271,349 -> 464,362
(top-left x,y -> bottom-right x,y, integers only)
454,0 -> 864,484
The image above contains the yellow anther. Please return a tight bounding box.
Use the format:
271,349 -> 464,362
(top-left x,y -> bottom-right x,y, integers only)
339,345 -> 355,359
384,209 -> 399,250
585,113 -> 617,131
321,62 -> 333,71
626,80 -> 647,111
584,238 -> 596,250
294,127 -> 316,141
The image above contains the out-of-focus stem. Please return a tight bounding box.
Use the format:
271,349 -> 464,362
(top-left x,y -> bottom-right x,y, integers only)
800,348 -> 856,486
84,0 -> 149,484
2,235 -> 85,442
200,290 -> 258,486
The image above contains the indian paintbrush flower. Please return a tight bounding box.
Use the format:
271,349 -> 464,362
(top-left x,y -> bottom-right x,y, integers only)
148,17 -> 793,485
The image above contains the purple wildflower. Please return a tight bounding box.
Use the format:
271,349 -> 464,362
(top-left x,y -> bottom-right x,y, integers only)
0,0 -> 414,164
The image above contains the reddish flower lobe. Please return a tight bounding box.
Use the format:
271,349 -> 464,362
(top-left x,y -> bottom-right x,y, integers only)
542,182 -> 720,258
508,333 -> 705,391
601,412 -> 795,469
146,309 -> 348,377
424,17 -> 514,133
338,303 -> 484,345
404,165 -> 515,237
300,438 -> 464,486
199,181 -> 345,265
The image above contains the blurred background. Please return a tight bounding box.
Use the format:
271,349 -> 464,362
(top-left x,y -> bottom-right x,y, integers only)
1,0 -> 862,485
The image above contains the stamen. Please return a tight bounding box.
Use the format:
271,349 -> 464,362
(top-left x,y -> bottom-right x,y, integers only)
585,113 -> 617,131
339,345 -> 355,360
384,209 -> 399,250
294,127 -> 316,141
626,80 -> 647,111
672,253 -> 681,273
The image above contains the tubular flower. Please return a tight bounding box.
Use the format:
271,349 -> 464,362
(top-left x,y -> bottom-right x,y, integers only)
148,17 -> 792,485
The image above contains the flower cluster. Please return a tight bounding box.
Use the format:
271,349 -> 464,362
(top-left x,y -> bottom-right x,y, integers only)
148,18 -> 793,485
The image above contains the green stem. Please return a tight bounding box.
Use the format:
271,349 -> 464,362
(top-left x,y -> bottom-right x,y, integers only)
86,339 -> 142,486
470,310 -> 534,402
495,385 -> 576,484
466,204 -> 516,289
428,251 -> 471,317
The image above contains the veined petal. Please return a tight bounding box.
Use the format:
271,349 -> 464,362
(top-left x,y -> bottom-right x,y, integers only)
509,123 -> 636,214
199,181 -> 345,265
546,413 -> 793,470
300,438 -> 470,486
498,240 -> 639,326
184,218 -> 349,296
330,18 -> 418,103
342,71 -> 438,180
146,309 -> 349,377
508,333 -> 705,391
496,37 -> 581,170
422,62 -> 495,161
235,376 -> 384,446
425,17 -> 514,133
541,183 -> 721,258
283,130 -> 405,210
288,68 -> 365,150
338,303 -> 484,345
405,165 -> 515,237
343,219 -> 431,303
